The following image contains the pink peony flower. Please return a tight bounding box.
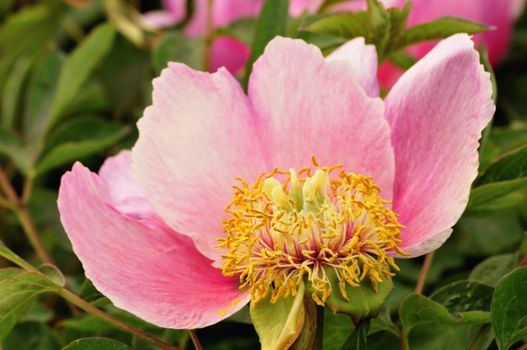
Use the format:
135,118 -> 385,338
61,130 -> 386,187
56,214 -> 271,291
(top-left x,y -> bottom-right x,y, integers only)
58,35 -> 494,329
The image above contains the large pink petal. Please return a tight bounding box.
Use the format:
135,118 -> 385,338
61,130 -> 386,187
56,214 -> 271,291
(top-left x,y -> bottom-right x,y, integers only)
133,64 -> 266,261
326,37 -> 379,97
248,37 -> 395,198
386,34 -> 495,257
58,162 -> 248,329
210,36 -> 250,75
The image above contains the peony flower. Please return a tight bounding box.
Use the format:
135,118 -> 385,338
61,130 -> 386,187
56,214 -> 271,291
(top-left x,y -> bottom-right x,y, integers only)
58,34 -> 494,329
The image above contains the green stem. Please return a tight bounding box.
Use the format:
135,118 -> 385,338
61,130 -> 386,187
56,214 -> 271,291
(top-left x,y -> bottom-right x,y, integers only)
400,331 -> 410,350
58,288 -> 180,350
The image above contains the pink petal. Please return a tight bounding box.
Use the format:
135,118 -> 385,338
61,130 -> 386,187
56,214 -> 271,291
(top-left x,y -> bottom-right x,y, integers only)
326,37 -> 380,97
143,10 -> 183,29
386,34 -> 495,257
289,0 -> 324,16
248,37 -> 395,199
511,0 -> 526,19
377,61 -> 403,91
133,64 -> 266,261
58,162 -> 248,329
210,36 -> 250,75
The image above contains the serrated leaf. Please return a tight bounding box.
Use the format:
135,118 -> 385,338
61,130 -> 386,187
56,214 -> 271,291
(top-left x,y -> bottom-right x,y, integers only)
49,23 -> 116,126
243,0 -> 289,87
396,16 -> 488,51
491,267 -> 527,349
35,118 -> 128,175
62,337 -> 131,350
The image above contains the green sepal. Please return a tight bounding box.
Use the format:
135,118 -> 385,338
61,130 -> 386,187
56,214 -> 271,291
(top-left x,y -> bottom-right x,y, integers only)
250,282 -> 306,350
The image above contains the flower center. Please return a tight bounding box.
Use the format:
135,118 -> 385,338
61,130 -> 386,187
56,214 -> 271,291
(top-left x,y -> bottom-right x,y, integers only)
218,161 -> 406,306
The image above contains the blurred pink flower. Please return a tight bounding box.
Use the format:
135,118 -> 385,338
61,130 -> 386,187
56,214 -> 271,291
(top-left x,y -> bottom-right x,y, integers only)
59,34 -> 494,329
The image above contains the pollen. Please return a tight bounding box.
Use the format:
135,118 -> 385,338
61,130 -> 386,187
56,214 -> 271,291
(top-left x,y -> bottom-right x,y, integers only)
217,162 -> 406,306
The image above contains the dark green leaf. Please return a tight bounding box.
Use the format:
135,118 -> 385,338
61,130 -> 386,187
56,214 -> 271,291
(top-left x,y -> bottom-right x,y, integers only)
399,293 -> 490,336
0,128 -> 31,172
466,178 -> 527,212
469,254 -> 516,288
62,337 -> 131,350
35,118 -> 129,175
366,0 -> 390,58
323,312 -> 353,350
243,0 -> 289,87
477,145 -> 527,185
397,17 -> 488,51
24,49 -> 65,143
49,23 -> 116,126
1,57 -> 32,129
302,12 -> 370,41
430,281 -> 493,313
340,319 -> 369,350
152,31 -> 204,74
491,267 -> 527,349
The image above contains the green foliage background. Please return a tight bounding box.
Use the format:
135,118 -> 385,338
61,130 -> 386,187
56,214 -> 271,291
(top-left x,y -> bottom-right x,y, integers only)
0,0 -> 527,349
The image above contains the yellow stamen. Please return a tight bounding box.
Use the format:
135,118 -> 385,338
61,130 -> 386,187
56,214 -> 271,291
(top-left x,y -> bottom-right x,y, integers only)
217,163 -> 406,306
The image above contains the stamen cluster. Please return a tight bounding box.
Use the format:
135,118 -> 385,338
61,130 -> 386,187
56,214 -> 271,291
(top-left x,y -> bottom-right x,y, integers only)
218,163 -> 405,305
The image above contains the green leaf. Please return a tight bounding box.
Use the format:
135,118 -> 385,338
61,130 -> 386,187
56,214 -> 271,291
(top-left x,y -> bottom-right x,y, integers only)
302,12 -> 370,41
323,312 -> 354,350
396,17 -> 488,51
0,269 -> 58,340
491,267 -> 527,349
49,23 -> 116,127
250,282 -> 305,350
340,320 -> 370,350
399,293 -> 490,336
24,49 -> 65,143
477,145 -> 527,185
38,264 -> 66,288
466,178 -> 527,212
35,118 -> 129,175
62,337 -> 131,350
469,254 -> 516,288
366,0 -> 390,58
1,57 -> 32,129
0,128 -> 31,172
430,281 -> 494,313
152,31 -> 203,74
243,0 -> 289,87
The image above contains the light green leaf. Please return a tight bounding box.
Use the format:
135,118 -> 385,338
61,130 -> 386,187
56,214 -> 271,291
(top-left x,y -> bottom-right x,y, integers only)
491,267 -> 527,349
49,23 -> 116,126
466,178 -> 527,212
62,337 -> 131,350
243,0 -> 289,87
35,118 -> 128,175
0,269 -> 58,340
302,12 -> 370,41
477,145 -> 527,185
250,282 -> 305,350
38,264 -> 66,288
